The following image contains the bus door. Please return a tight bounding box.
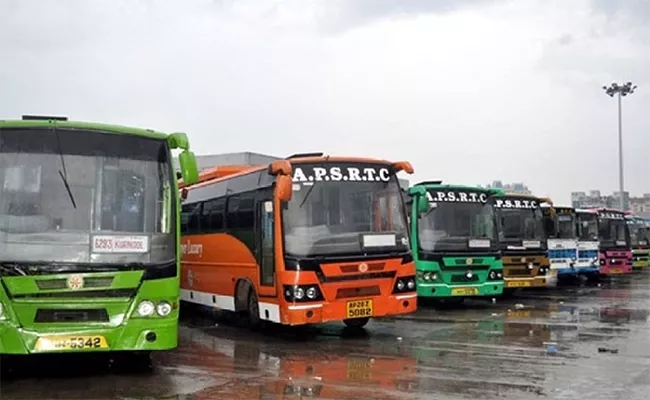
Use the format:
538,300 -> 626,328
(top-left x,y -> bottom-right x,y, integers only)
256,195 -> 277,297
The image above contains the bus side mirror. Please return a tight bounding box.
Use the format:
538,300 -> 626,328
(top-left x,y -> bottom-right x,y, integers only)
178,150 -> 199,185
418,198 -> 430,215
407,186 -> 429,215
276,175 -> 293,202
392,161 -> 414,174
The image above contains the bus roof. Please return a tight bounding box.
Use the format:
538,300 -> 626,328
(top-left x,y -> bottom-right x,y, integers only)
585,207 -> 626,214
497,192 -> 553,204
179,155 -> 413,191
575,208 -> 599,214
411,182 -> 505,195
0,117 -> 171,140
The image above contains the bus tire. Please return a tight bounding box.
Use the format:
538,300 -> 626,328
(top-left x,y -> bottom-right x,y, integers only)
343,317 -> 369,329
247,289 -> 262,331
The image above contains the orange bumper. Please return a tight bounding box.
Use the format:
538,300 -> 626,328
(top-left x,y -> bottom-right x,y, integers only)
280,293 -> 417,326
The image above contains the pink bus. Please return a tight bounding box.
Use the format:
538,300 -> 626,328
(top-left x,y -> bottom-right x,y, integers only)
591,208 -> 632,275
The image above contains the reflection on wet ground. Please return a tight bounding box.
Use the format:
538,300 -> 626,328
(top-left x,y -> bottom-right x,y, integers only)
1,273 -> 649,399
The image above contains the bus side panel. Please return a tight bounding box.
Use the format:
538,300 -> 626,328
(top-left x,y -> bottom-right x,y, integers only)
180,233 -> 259,313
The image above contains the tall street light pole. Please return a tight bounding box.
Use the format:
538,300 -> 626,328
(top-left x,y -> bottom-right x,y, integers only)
602,81 -> 637,211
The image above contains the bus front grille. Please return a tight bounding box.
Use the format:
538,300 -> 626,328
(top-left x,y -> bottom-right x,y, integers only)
34,308 -> 110,323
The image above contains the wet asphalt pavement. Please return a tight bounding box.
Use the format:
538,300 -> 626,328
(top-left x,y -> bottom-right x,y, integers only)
1,273 -> 649,400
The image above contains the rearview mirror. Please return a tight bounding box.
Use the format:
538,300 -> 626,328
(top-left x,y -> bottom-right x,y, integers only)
407,186 -> 430,215
178,150 -> 199,185
417,197 -> 430,215
276,175 -> 293,201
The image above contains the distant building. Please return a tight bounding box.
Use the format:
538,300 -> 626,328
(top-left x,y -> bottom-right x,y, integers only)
569,189 -> 650,216
481,180 -> 532,195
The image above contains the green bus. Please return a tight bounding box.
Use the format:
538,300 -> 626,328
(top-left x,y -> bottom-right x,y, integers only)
0,115 -> 198,363
407,182 -> 505,302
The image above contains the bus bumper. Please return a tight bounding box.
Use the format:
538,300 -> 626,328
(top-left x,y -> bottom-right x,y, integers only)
416,282 -> 503,298
281,293 -> 417,326
0,318 -> 178,355
504,276 -> 551,289
599,265 -> 632,275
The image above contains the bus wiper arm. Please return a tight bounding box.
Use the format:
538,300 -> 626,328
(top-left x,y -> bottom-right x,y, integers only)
54,127 -> 77,209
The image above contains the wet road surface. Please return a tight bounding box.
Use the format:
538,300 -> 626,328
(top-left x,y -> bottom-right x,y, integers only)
1,273 -> 649,399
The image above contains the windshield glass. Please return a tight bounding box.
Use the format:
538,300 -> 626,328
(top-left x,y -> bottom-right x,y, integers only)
577,213 -> 598,241
418,190 -> 496,252
493,198 -> 545,243
556,214 -> 577,239
628,221 -> 649,246
598,217 -> 629,244
283,162 -> 408,257
0,127 -> 175,264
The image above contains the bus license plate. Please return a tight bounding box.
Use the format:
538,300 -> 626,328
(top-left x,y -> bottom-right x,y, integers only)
507,310 -> 531,318
35,335 -> 109,351
506,280 -> 531,288
451,287 -> 479,296
609,268 -> 622,274
346,299 -> 373,319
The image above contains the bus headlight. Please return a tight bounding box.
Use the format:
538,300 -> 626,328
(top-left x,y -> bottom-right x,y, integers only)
393,276 -> 416,293
306,287 -> 318,300
489,271 -> 496,280
137,300 -> 155,317
283,285 -> 323,302
422,272 -> 432,281
156,301 -> 172,317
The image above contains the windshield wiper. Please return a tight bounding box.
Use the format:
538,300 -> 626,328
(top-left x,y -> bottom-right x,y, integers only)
0,262 -> 28,276
53,127 -> 77,209
298,155 -> 330,208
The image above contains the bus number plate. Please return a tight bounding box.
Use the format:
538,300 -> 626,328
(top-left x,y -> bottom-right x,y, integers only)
608,267 -> 623,274
35,335 -> 109,351
451,287 -> 479,296
507,310 -> 531,318
506,280 -> 531,288
346,299 -> 373,319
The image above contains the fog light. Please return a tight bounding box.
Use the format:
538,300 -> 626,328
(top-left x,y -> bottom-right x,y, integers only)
156,301 -> 172,316
306,287 -> 317,299
137,300 -> 155,317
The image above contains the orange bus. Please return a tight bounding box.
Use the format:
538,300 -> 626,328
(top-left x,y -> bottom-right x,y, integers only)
178,153 -> 417,329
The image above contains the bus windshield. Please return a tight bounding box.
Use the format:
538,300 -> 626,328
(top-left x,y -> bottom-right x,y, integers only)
418,201 -> 496,252
577,213 -> 598,241
283,163 -> 408,257
628,221 -> 649,246
598,218 -> 629,245
556,214 -> 577,239
0,127 -> 175,265
497,208 -> 545,242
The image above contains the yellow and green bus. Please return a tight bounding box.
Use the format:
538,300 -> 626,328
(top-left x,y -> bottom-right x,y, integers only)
0,115 -> 198,365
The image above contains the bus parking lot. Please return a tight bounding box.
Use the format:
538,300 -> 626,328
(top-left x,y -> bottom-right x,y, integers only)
2,272 -> 649,400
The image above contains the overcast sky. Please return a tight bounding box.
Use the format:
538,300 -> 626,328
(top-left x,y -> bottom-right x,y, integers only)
1,0 -> 648,204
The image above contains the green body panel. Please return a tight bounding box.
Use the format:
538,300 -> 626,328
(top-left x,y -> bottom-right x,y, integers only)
632,248 -> 650,270
0,117 -> 191,354
408,183 -> 505,299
